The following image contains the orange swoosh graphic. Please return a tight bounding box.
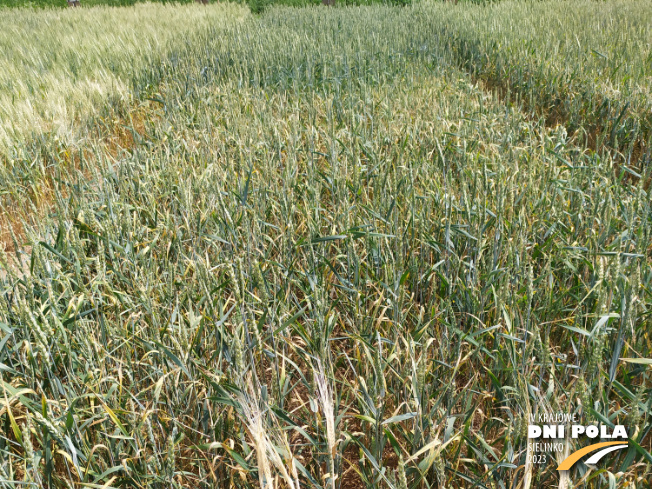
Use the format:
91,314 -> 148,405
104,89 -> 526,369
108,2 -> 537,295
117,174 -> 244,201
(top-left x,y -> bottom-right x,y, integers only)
557,441 -> 627,471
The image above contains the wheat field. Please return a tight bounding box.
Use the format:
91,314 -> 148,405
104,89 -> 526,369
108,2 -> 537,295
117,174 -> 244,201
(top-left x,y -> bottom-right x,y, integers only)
0,3 -> 248,150
0,2 -> 650,488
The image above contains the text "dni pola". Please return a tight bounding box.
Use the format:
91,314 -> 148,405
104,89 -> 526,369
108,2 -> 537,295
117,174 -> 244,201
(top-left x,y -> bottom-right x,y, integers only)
528,413 -> 627,439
